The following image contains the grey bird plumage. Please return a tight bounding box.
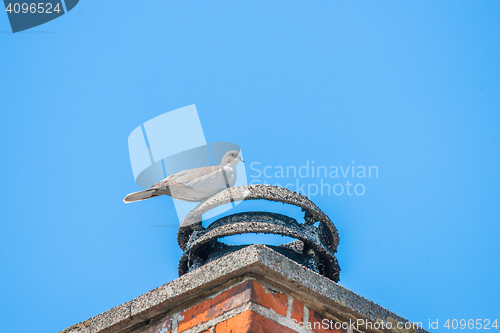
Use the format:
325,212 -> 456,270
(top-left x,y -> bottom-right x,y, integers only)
124,150 -> 243,203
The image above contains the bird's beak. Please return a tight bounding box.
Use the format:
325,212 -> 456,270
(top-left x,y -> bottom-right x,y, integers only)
237,155 -> 245,163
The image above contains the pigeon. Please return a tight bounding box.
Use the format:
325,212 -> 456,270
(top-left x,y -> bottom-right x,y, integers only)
124,150 -> 244,203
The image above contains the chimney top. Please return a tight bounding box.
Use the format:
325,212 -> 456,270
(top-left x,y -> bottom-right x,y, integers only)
59,245 -> 428,333
177,184 -> 341,281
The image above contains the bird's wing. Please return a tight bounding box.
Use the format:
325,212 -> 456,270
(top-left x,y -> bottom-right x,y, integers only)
185,165 -> 234,192
175,166 -> 217,184
151,166 -> 218,189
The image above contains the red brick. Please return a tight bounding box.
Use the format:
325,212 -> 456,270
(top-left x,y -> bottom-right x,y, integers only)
139,317 -> 171,333
308,310 -> 345,333
178,281 -> 251,331
215,310 -> 295,333
250,280 -> 288,316
178,280 -> 287,332
291,299 -> 304,324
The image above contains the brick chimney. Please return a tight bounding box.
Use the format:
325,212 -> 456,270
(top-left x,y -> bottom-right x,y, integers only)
60,244 -> 427,333
60,185 -> 428,333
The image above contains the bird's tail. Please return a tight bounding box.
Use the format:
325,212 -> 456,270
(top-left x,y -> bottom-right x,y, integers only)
123,188 -> 158,203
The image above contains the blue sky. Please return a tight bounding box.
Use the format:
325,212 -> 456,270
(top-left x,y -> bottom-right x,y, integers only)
1,1 -> 499,332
